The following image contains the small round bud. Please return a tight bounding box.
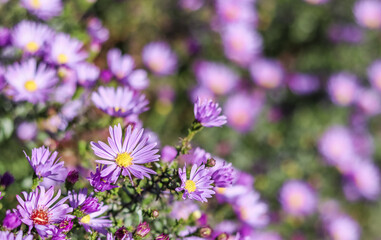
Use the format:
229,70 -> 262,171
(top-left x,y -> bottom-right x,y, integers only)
0,172 -> 14,188
152,209 -> 159,218
206,158 -> 216,167
216,233 -> 229,240
197,226 -> 212,237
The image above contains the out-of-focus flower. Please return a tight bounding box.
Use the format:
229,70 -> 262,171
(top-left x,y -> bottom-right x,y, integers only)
279,180 -> 317,217
179,0 -> 204,11
250,59 -> 284,89
190,86 -> 215,102
328,24 -> 364,44
170,200 -> 199,220
91,124 -> 160,183
161,145 -> 177,162
0,230 -> 33,240
182,147 -> 211,166
216,0 -> 257,24
0,27 -> 10,47
288,73 -> 320,95
107,48 -> 134,80
326,215 -> 361,240
221,24 -> 262,66
87,17 -> 109,45
194,98 -> 227,127
20,0 -> 63,20
16,121 -> 38,142
176,164 -> 215,202
355,88 -> 381,116
195,61 -> 238,95
16,186 -> 72,236
91,86 -> 149,118
115,226 -> 133,239
74,62 -> 100,87
88,165 -> 118,192
234,191 -> 269,227
318,125 -> 355,169
66,170 -> 79,185
5,59 -> 58,103
251,231 -> 283,240
0,172 -> 14,188
142,41 -> 178,76
354,0 -> 381,29
210,159 -> 236,188
24,146 -> 68,186
224,92 -> 263,133
367,60 -> 381,91
3,210 -> 21,230
327,72 -> 358,106
68,189 -> 111,234
127,69 -> 150,90
46,33 -> 87,67
304,0 -> 329,4
12,21 -> 54,55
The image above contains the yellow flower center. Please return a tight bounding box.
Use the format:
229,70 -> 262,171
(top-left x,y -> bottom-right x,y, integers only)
216,187 -> 226,194
24,80 -> 37,92
31,0 -> 41,9
185,180 -> 196,193
289,192 -> 304,210
80,215 -> 91,224
114,107 -> 125,113
57,53 -> 68,64
116,152 -> 133,168
25,41 -> 39,53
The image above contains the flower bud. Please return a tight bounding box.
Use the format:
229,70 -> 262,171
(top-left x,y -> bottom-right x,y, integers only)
115,226 -> 131,239
206,158 -> 216,167
197,226 -> 212,238
3,210 -> 21,230
216,233 -> 229,240
0,172 -> 14,188
66,170 -> 79,185
152,209 -> 159,218
135,222 -> 150,237
59,218 -> 73,233
81,197 -> 101,214
155,234 -> 169,240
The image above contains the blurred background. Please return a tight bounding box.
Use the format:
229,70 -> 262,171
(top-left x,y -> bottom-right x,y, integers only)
1,0 -> 381,238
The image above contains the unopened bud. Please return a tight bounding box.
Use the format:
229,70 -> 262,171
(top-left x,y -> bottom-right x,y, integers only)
135,222 -> 150,237
0,172 -> 14,188
197,226 -> 212,238
115,226 -> 130,239
155,234 -> 169,240
206,158 -> 216,167
216,233 -> 229,240
152,209 -> 159,218
66,170 -> 79,185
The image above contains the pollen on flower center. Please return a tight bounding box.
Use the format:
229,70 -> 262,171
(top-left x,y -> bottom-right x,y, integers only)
115,152 -> 133,168
31,0 -> 41,9
31,209 -> 49,225
185,180 -> 196,193
57,53 -> 68,64
80,214 -> 91,224
26,41 -> 39,53
24,80 -> 38,92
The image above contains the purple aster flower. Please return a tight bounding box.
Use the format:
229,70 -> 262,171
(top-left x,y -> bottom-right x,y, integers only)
179,0 -> 204,11
88,165 -> 118,192
68,189 -> 111,234
176,164 -> 215,202
161,145 -> 177,162
87,17 -> 109,45
20,0 -> 62,20
216,0 -> 257,24
127,69 -> 150,90
58,218 -> 73,233
355,88 -> 381,116
46,33 -> 87,67
181,147 -> 211,166
221,23 -> 262,66
24,146 -> 68,186
367,60 -> 381,91
91,124 -> 160,183
66,170 -> 79,185
114,226 -> 134,239
327,72 -> 358,106
326,215 -> 361,240
12,21 -> 54,55
194,97 -> 227,127
318,125 -> 355,169
91,86 -> 149,118
279,180 -> 317,217
0,172 -> 14,188
209,158 -> 236,188
74,62 -> 100,87
3,210 -> 21,230
224,92 -> 264,133
288,73 -> 320,95
0,65 -> 6,90
136,222 -> 151,237
5,58 -> 58,103
194,61 -> 238,95
16,121 -> 38,142
16,186 -> 72,235
354,0 -> 381,29
142,41 -> 178,76
234,191 -> 269,228
304,0 -> 329,4
250,59 -> 284,89
0,27 -> 11,47
252,231 -> 283,240
107,48 -> 134,80
170,200 -> 199,220
0,230 -> 33,240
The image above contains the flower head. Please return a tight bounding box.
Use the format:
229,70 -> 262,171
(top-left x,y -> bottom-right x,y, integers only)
209,159 -> 236,188
288,73 -> 320,95
0,230 -> 33,240
46,33 -> 87,66
3,210 -> 21,230
5,58 -> 58,103
20,0 -> 63,20
326,215 -> 361,240
250,59 -> 284,89
176,164 -> 215,202
354,0 -> 381,29
88,165 -> 118,192
91,124 -> 160,183
234,191 -> 269,228
12,21 -> 54,55
74,62 -> 100,87
136,222 -> 151,237
327,72 -> 358,106
142,41 -> 178,76
107,48 -> 135,80
194,98 -> 227,127
91,86 -> 149,118
16,186 -> 72,235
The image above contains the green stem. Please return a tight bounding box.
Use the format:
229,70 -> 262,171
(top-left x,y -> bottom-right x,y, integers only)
177,121 -> 204,155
